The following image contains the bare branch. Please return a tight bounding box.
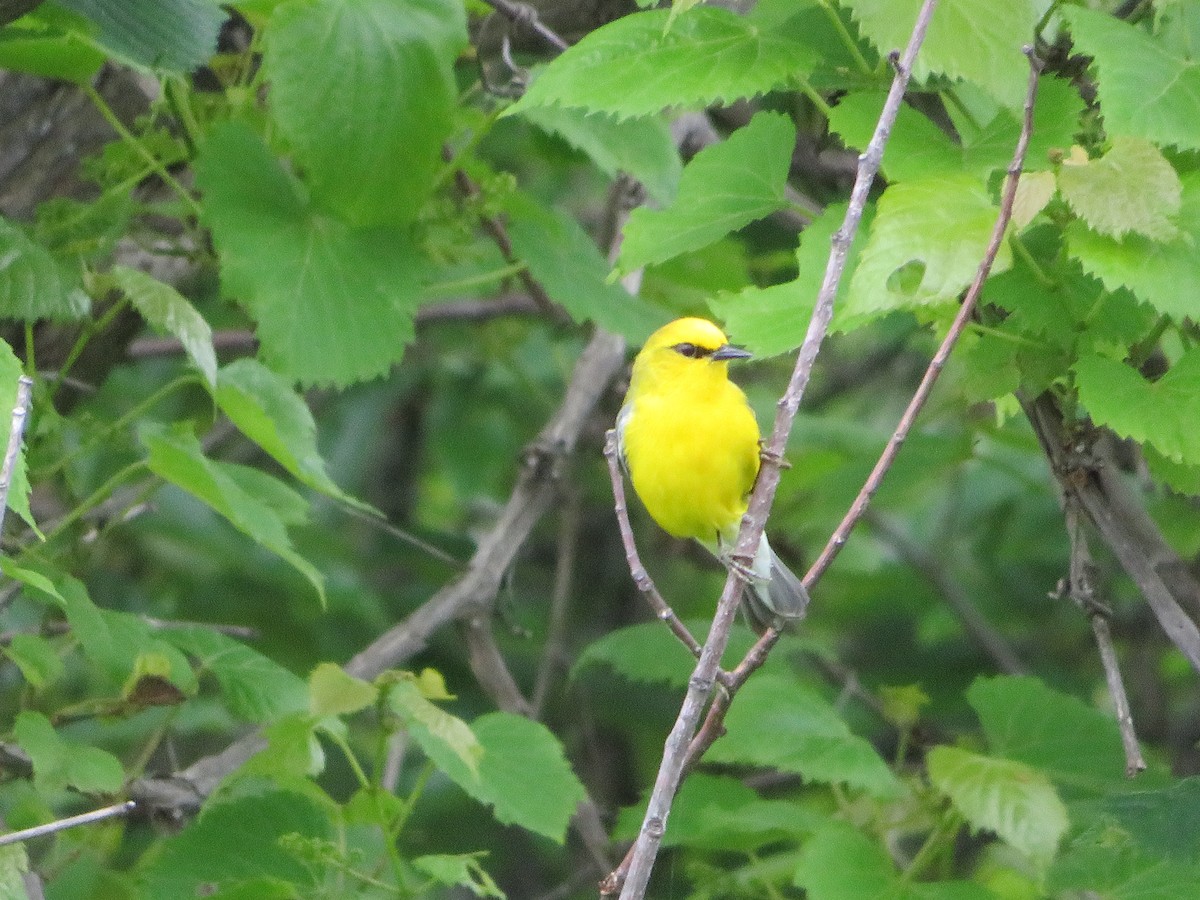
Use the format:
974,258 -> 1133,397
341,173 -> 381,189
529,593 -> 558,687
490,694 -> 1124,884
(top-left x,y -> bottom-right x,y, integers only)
603,430 -> 702,659
867,510 -> 1027,675
533,488 -> 583,717
478,0 -> 570,53
1060,502 -> 1146,777
608,6 -> 943,897
0,800 -> 136,847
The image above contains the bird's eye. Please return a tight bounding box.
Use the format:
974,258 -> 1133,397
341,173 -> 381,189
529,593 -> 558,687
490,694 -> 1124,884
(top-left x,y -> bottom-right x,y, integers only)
673,342 -> 703,358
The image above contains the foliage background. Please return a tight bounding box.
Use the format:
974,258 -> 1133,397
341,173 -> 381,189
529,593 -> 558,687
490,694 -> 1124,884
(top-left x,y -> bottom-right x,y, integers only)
0,0 -> 1199,897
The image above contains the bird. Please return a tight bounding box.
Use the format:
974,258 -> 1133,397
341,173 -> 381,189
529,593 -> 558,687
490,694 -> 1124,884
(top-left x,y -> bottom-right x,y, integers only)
615,316 -> 809,632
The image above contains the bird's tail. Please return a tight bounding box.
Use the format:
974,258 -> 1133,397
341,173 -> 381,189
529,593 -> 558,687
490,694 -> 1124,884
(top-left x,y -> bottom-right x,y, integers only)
714,532 -> 810,634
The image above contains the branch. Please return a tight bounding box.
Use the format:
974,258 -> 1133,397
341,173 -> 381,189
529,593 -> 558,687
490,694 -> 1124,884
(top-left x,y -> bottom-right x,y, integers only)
479,0 -> 571,53
0,800 -> 136,848
1059,501 -> 1146,776
867,510 -> 1027,675
608,6 -> 942,897
1023,393 -> 1200,674
603,430 -> 702,659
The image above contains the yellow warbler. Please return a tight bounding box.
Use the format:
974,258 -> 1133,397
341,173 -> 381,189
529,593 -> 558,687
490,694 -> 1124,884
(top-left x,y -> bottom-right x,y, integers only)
616,317 -> 808,632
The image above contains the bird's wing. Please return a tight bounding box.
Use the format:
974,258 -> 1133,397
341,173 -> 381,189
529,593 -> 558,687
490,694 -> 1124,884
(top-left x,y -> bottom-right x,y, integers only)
614,401 -> 633,474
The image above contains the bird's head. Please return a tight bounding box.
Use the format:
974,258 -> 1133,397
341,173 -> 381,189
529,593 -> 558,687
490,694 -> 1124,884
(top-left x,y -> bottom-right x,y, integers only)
630,317 -> 751,391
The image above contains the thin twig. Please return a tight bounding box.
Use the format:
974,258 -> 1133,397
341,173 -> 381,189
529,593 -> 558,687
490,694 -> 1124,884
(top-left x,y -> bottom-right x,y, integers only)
0,375 -> 33,539
805,47 -> 1044,586
0,800 -> 136,847
662,46 -> 1047,827
1061,501 -> 1146,776
479,0 -> 570,53
603,431 -> 702,659
867,510 -> 1027,675
607,7 -> 942,898
533,488 -> 583,716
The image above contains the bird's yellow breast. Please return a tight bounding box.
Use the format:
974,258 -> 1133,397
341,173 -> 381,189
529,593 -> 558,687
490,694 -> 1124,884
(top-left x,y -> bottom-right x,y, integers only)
621,373 -> 760,542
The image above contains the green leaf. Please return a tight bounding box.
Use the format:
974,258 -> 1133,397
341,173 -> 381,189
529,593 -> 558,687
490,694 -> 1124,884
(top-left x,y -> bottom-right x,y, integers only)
215,358 -> 364,507
0,217 -> 90,321
1067,171 -> 1200,321
0,340 -> 36,533
142,422 -> 326,604
1105,777 -> 1200,862
617,111 -> 796,273
504,193 -> 669,342
714,202 -> 873,356
573,621 -> 703,686
843,175 -> 1010,322
111,265 -> 217,386
0,15 -> 106,82
794,821 -> 895,899
844,0 -> 1038,108
966,676 -> 1135,794
14,710 -> 124,795
388,676 -> 482,777
139,789 -> 332,897
263,0 -> 465,226
518,104 -> 681,204
1049,831 -> 1200,899
443,712 -> 587,844
707,674 -> 902,798
195,122 -> 425,386
4,634 -> 65,692
0,844 -> 29,900
828,92 -> 961,183
162,626 -> 308,723
509,6 -> 817,120
928,745 -> 1068,869
1075,350 -> 1200,467
56,0 -> 225,72
1063,6 -> 1200,150
308,662 -> 376,718
411,854 -> 505,898
1057,138 -> 1181,241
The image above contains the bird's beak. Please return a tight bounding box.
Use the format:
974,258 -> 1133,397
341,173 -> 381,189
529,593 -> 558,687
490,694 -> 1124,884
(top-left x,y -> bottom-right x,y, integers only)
711,344 -> 752,361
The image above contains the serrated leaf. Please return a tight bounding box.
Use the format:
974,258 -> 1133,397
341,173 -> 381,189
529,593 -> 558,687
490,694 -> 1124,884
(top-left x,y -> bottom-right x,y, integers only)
0,217 -> 90,321
1105,777 -> 1200,862
617,111 -> 796,273
504,192 -> 668,342
195,122 -> 425,386
708,674 -> 902,797
308,662 -> 377,717
436,712 -> 587,844
162,625 -> 308,723
0,341 -> 36,533
828,92 -> 961,183
966,676 -> 1135,794
518,104 -> 681,203
928,745 -> 1068,869
14,710 -> 124,795
142,422 -> 326,604
1063,6 -> 1200,151
112,265 -> 217,386
1058,138 -> 1181,241
844,0 -> 1038,108
0,16 -> 106,82
1050,837 -> 1200,900
389,677 -> 482,777
412,854 -> 504,898
510,6 -> 817,120
1075,351 -> 1200,468
5,634 -> 65,692
1011,171 -> 1056,229
573,621 -> 758,687
1067,170 -> 1200,321
842,175 -> 1010,322
139,790 -> 333,896
794,821 -> 896,899
215,358 -> 365,507
263,0 -> 465,226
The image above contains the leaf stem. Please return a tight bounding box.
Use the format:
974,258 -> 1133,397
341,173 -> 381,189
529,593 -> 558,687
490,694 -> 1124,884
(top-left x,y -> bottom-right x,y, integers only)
49,294 -> 131,404
83,85 -> 201,218
816,0 -> 873,74
39,459 -> 151,546
901,807 -> 963,882
423,261 -> 529,297
798,80 -> 835,121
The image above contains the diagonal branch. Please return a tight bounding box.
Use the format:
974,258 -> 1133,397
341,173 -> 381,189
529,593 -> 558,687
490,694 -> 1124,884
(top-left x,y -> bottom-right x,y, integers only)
0,375 -> 33,539
607,5 -> 943,897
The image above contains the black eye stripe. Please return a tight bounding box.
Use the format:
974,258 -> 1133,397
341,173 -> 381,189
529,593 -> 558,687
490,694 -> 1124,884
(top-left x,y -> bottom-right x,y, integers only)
672,342 -> 712,359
